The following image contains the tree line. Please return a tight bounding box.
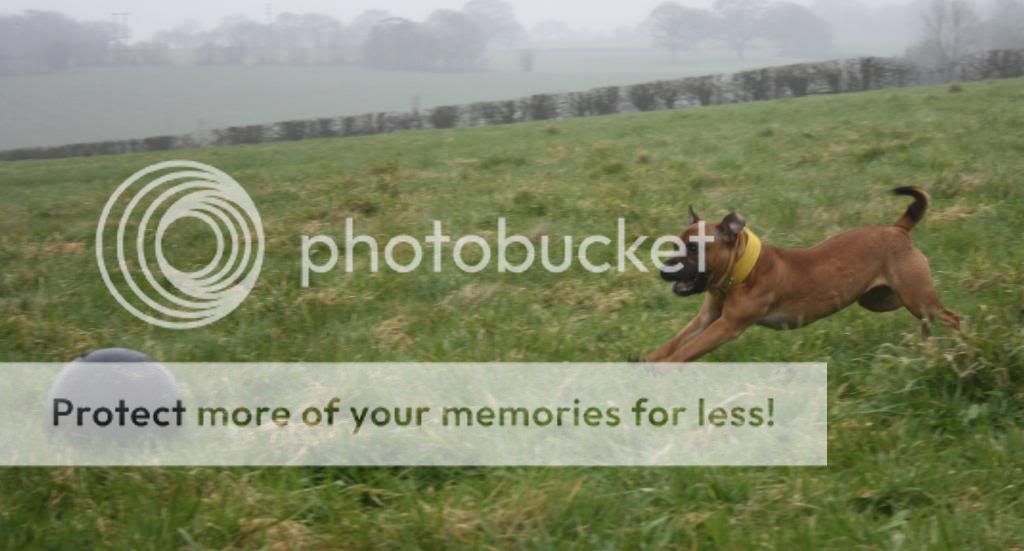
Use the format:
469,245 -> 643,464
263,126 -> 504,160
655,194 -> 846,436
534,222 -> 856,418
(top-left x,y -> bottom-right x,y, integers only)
0,0 -> 525,75
0,11 -> 148,74
907,0 -> 1024,77
169,0 -> 524,71
643,0 -> 1024,65
0,0 -> 1021,76
645,0 -> 835,59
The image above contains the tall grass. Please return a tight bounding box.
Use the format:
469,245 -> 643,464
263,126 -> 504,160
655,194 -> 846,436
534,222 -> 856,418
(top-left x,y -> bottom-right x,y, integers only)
1,78 -> 1022,548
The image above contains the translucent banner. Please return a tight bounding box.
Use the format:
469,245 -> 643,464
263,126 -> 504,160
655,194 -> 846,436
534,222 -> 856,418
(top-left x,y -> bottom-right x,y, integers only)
0,362 -> 827,466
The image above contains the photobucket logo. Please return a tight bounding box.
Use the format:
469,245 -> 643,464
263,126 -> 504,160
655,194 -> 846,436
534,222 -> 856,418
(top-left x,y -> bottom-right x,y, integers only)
96,161 -> 264,329
301,218 -> 712,285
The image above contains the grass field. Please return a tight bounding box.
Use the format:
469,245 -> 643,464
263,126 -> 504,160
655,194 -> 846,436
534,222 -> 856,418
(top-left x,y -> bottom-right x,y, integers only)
1,77 -> 1023,547
0,47 -> 805,151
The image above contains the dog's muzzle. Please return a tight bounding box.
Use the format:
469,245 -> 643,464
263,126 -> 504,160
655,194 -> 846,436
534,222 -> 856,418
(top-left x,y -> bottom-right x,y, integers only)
659,257 -> 708,297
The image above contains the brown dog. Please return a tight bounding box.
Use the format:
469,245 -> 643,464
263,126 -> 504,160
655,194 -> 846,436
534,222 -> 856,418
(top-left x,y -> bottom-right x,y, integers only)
648,187 -> 960,362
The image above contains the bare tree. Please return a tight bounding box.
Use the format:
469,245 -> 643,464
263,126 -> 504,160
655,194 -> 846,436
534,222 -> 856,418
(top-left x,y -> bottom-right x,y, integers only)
273,13 -> 346,65
713,0 -> 769,59
212,15 -> 276,64
645,3 -> 715,61
984,0 -> 1024,49
762,2 -> 833,57
348,10 -> 392,45
462,0 -> 526,47
427,10 -> 487,71
910,0 -> 981,78
362,17 -> 438,71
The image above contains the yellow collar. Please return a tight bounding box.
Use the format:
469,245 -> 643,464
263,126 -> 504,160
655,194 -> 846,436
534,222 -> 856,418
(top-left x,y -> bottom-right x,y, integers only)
725,228 -> 762,288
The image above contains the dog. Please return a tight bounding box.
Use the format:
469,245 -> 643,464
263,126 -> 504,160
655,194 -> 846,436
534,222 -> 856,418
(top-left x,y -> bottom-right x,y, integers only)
647,187 -> 960,363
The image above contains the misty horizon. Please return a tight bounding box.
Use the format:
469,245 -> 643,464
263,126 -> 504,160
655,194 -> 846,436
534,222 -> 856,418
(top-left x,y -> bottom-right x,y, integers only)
2,0 -> 1019,151
2,0 -> 916,40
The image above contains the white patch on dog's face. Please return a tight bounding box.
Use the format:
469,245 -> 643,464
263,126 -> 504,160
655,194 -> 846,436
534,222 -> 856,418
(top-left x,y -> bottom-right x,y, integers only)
672,280 -> 697,296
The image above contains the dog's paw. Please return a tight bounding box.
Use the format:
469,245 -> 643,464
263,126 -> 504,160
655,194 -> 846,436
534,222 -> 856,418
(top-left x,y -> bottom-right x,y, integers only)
643,362 -> 673,377
627,354 -> 673,376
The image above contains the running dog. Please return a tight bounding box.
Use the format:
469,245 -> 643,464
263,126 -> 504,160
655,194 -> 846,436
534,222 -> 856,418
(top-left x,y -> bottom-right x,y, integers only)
648,187 -> 960,362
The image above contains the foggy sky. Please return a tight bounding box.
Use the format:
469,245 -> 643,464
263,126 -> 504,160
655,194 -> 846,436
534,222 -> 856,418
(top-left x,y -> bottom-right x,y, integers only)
1,0 -> 828,39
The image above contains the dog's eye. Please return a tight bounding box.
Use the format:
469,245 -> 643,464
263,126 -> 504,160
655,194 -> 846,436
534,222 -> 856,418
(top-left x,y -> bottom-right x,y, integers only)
686,243 -> 699,255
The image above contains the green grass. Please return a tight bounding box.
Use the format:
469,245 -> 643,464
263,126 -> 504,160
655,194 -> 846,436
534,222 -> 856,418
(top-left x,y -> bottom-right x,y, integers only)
0,47 -> 805,150
1,78 -> 1023,548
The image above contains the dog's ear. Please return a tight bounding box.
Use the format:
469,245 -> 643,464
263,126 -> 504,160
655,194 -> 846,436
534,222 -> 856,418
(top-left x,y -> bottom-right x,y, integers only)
717,211 -> 746,242
688,205 -> 701,225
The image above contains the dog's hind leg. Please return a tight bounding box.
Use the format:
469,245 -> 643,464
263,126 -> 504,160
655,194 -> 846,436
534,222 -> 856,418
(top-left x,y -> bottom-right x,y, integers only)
897,285 -> 960,336
888,250 -> 961,335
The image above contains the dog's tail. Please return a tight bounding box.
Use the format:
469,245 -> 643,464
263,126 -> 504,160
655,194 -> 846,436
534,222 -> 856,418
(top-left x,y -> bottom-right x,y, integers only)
892,186 -> 929,231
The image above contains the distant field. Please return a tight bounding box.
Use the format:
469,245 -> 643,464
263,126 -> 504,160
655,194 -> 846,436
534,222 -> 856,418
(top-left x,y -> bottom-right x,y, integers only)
1,78 -> 1022,547
0,47 -> 806,150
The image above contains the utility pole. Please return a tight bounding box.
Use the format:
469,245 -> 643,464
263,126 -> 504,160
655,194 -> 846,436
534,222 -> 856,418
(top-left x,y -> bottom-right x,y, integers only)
110,12 -> 132,42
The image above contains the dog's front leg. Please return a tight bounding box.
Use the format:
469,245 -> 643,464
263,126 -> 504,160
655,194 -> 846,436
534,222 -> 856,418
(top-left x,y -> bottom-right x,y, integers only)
661,317 -> 749,363
647,297 -> 721,362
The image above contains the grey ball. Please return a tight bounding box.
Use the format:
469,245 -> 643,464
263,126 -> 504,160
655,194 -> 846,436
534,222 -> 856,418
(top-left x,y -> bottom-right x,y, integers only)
47,348 -> 183,446
79,348 -> 155,363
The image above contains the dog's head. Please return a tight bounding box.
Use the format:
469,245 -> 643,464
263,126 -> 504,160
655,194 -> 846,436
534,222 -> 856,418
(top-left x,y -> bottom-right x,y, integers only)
659,206 -> 747,297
